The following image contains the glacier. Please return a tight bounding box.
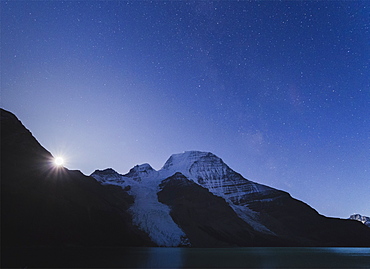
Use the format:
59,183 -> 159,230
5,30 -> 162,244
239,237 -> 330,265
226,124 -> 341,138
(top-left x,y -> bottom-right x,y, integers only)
92,165 -> 189,247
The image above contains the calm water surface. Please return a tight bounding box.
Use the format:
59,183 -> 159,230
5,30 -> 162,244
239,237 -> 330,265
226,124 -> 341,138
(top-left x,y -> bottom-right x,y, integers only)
3,247 -> 370,268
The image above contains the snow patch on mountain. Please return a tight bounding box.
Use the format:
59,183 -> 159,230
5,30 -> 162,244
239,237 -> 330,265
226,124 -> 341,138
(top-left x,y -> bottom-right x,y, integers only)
126,163 -> 156,182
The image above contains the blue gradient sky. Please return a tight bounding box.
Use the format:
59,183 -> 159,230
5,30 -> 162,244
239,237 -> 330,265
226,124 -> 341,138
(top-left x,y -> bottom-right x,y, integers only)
2,1 -> 369,218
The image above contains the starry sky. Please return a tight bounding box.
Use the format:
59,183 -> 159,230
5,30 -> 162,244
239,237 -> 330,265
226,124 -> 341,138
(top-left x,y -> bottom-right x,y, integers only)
2,1 -> 369,218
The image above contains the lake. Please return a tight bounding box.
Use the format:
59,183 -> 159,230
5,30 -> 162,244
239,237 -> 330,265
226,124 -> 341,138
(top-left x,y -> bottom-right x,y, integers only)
2,247 -> 370,268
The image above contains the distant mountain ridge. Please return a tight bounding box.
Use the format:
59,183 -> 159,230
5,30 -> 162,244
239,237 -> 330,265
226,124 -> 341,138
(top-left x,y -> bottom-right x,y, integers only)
349,214 -> 370,227
2,108 -> 370,250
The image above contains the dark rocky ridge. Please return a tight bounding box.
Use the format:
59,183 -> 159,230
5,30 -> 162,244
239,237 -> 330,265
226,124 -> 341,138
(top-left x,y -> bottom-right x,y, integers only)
246,191 -> 370,246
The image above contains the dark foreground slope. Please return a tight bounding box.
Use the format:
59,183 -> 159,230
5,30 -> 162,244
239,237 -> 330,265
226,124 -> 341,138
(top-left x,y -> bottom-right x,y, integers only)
1,108 -> 152,248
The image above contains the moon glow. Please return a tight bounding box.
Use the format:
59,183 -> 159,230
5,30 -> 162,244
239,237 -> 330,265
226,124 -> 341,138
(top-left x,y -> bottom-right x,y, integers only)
54,156 -> 64,166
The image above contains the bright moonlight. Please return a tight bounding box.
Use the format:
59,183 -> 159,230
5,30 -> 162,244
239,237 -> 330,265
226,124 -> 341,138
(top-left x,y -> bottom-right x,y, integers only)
54,156 -> 64,166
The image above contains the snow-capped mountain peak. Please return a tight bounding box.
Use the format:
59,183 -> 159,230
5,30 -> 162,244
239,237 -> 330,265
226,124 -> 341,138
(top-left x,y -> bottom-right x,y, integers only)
161,151 -> 273,201
161,151 -> 216,174
130,163 -> 155,173
91,168 -> 124,185
160,151 -> 233,183
349,214 -> 370,227
125,163 -> 156,181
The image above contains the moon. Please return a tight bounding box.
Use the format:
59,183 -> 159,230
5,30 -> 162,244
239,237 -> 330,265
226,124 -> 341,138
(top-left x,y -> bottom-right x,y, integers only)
54,156 -> 64,166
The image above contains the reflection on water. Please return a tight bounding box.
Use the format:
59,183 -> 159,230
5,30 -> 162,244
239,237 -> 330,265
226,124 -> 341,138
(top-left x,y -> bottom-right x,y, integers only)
140,247 -> 183,268
180,247 -> 370,268
2,247 -> 370,268
329,247 -> 370,255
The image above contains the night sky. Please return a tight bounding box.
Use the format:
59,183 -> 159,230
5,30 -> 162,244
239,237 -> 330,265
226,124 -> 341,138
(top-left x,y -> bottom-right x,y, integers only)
2,1 -> 369,218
